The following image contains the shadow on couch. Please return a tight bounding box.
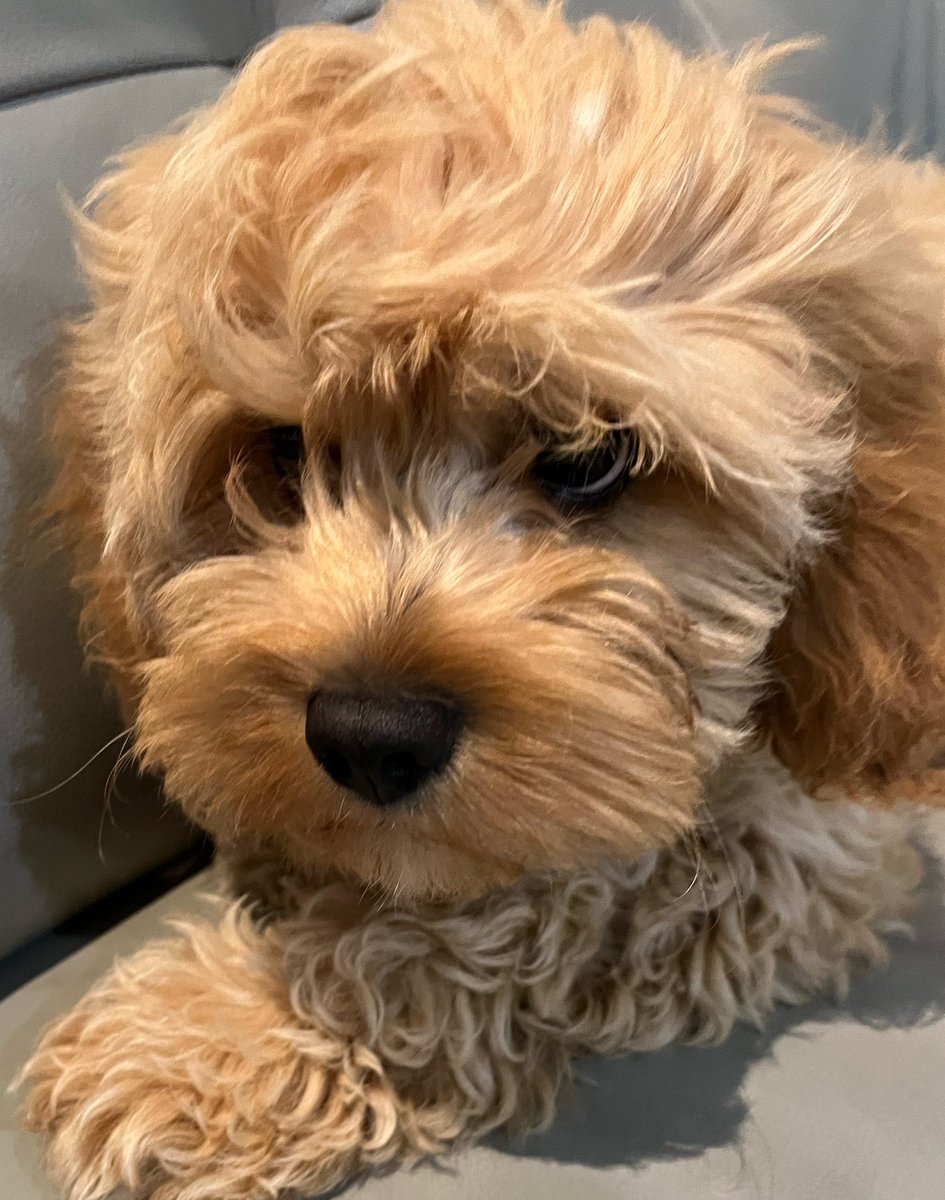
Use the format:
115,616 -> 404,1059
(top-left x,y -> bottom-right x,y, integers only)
487,846 -> 945,1173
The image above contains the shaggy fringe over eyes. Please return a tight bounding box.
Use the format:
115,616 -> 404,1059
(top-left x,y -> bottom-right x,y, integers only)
67,0 -> 874,467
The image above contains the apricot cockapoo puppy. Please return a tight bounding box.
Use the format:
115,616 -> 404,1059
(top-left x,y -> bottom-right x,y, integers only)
20,1 -> 945,1197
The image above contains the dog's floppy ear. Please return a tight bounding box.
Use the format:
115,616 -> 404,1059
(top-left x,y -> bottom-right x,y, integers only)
765,426 -> 945,798
762,299 -> 945,800
47,134 -> 183,716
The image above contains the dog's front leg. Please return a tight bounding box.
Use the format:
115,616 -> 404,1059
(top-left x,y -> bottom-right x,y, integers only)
19,902 -> 477,1200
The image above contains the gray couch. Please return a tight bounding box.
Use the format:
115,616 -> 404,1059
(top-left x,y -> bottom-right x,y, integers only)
1,2 -> 944,1198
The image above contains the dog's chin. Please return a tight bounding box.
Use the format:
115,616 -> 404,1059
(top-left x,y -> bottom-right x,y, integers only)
232,777 -> 697,906
155,729 -> 704,906
283,817 -> 533,904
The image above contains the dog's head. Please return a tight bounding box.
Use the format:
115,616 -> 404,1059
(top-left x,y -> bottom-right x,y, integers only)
53,0 -> 945,900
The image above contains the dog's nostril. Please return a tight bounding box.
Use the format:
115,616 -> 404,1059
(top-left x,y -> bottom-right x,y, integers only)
318,747 -> 353,789
305,689 -> 463,807
379,752 -> 423,794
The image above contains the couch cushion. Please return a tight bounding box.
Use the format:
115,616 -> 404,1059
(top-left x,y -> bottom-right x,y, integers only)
0,0 -> 379,105
0,0 -> 259,104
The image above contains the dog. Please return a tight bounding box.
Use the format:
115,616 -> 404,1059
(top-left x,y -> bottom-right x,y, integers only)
19,0 -> 945,1196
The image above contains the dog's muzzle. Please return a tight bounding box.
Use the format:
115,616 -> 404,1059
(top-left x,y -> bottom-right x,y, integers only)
306,689 -> 464,806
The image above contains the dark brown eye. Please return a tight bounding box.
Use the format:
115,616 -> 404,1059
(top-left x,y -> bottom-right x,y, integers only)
533,429 -> 641,509
268,425 -> 305,481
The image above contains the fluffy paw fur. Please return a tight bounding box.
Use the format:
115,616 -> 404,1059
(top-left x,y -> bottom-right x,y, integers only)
21,910 -> 411,1200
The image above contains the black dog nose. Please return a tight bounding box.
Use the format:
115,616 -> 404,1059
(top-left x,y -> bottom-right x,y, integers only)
306,690 -> 463,807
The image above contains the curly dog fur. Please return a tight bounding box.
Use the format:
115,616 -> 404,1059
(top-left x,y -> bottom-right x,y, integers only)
19,0 -> 945,1196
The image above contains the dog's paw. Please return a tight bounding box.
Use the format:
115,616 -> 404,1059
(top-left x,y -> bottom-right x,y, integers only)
24,1001 -> 214,1199
19,916 -> 394,1200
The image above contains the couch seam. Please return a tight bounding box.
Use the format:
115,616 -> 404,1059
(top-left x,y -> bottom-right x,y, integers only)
0,59 -> 239,112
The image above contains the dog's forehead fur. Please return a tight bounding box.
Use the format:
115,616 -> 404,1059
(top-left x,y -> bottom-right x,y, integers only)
91,0 -> 868,492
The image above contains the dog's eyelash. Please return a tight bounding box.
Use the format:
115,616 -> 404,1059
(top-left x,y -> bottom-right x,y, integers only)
532,430 -> 642,510
268,425 -> 306,479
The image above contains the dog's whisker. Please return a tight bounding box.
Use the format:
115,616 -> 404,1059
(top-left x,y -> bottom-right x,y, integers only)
697,806 -> 745,927
672,832 -> 705,905
96,737 -> 142,865
97,786 -> 115,867
8,727 -> 134,807
671,859 -> 702,903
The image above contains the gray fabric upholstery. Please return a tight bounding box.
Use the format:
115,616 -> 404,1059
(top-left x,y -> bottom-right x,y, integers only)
0,1 -> 257,103
0,0 -> 377,104
273,0 -> 380,27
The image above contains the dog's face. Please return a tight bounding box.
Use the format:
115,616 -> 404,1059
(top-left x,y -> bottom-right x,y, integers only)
55,0 -> 945,900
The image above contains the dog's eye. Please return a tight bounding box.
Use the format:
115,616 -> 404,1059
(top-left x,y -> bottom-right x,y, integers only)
532,430 -> 641,509
268,425 -> 305,481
